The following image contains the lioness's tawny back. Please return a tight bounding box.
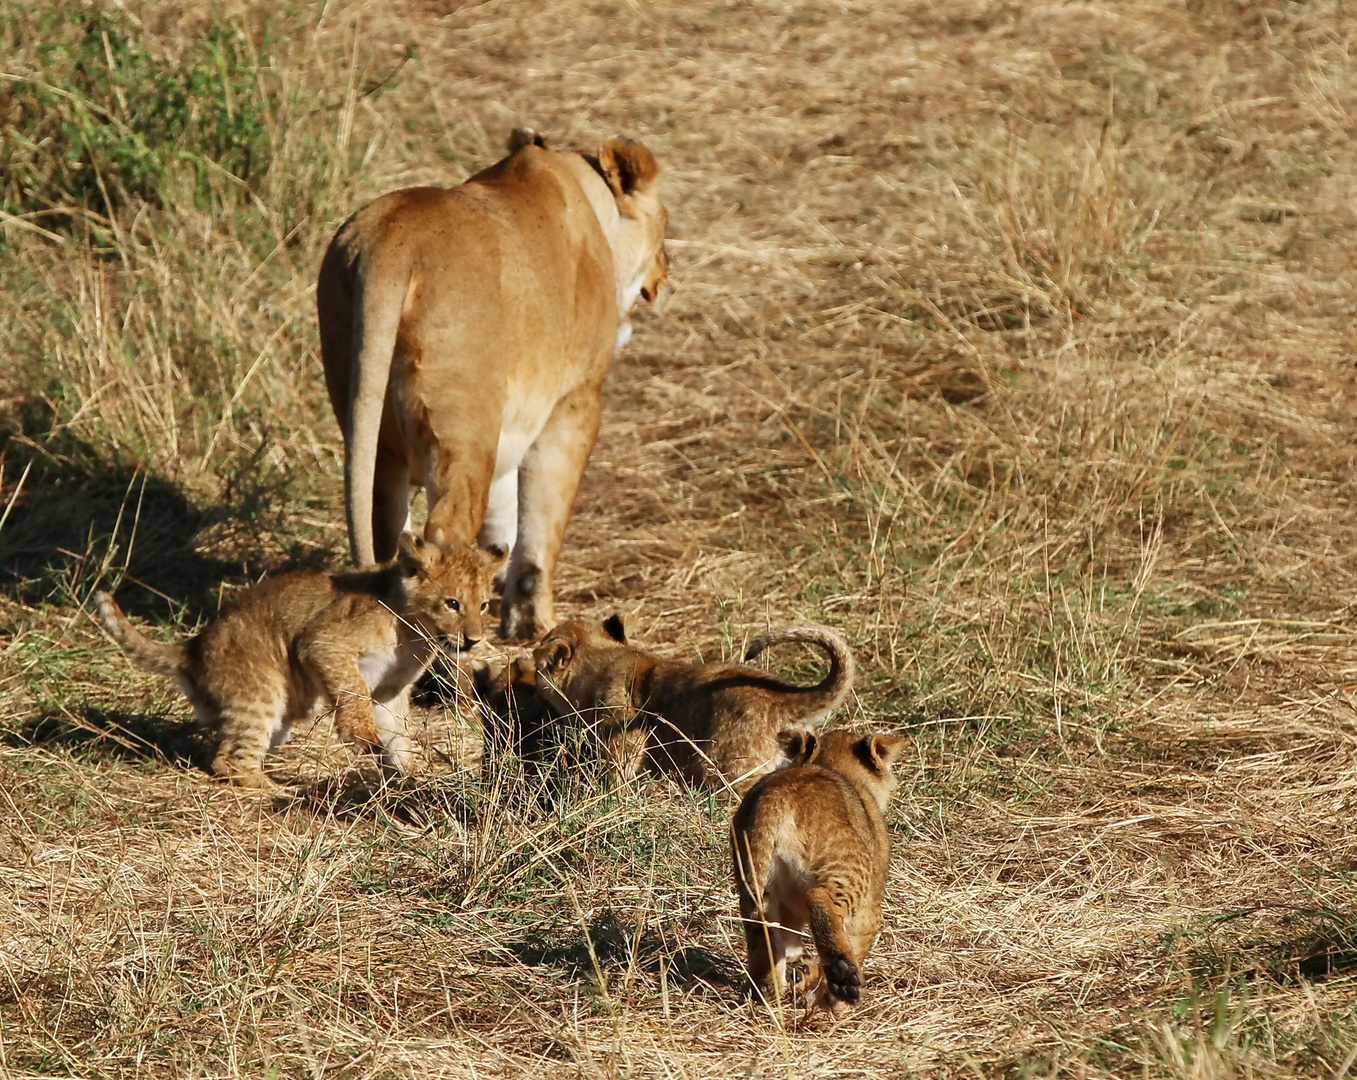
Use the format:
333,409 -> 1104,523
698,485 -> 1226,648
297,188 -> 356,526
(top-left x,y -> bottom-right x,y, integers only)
318,128 -> 666,640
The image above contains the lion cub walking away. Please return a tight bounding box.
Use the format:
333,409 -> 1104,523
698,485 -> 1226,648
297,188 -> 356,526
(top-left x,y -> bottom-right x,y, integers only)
95,536 -> 504,788
533,617 -> 854,794
731,728 -> 906,1016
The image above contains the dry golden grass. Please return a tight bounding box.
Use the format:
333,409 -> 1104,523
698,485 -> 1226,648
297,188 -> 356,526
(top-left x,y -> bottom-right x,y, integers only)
3,0 -> 1357,1075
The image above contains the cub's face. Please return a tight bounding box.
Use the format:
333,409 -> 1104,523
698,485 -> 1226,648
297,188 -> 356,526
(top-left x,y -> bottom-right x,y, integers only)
397,535 -> 507,648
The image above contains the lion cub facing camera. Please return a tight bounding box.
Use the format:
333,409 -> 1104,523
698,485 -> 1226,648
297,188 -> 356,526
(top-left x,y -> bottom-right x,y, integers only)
533,616 -> 854,793
95,535 -> 504,788
731,728 -> 905,1015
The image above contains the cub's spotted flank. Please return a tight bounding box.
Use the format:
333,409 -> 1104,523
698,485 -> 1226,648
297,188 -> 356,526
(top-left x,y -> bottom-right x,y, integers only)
533,616 -> 855,794
731,728 -> 905,1015
95,535 -> 503,788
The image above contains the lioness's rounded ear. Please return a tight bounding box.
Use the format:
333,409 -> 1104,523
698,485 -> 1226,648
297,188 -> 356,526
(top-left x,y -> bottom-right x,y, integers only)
602,614 -> 627,643
598,137 -> 660,198
508,126 -> 546,152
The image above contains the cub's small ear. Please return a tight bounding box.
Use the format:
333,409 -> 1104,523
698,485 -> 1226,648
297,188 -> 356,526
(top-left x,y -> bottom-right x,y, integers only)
508,126 -> 546,151
602,614 -> 627,643
396,532 -> 425,577
535,637 -> 573,676
777,729 -> 817,765
598,136 -> 660,199
482,543 -> 510,571
864,734 -> 906,772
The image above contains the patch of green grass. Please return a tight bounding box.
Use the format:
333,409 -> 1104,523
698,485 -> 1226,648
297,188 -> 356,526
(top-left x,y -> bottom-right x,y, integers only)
1,3 -> 274,223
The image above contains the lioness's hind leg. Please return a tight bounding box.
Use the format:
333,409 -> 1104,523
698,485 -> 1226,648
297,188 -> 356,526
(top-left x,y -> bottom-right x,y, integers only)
479,469 -> 519,568
373,686 -> 414,773
502,384 -> 602,640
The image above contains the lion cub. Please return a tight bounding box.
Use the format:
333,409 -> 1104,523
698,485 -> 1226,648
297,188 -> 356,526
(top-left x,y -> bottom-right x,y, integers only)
533,616 -> 854,793
95,535 -> 504,788
731,728 -> 905,1015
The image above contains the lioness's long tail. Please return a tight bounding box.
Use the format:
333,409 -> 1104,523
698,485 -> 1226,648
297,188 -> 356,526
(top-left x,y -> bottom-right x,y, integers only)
743,625 -> 855,725
93,592 -> 188,679
344,254 -> 411,567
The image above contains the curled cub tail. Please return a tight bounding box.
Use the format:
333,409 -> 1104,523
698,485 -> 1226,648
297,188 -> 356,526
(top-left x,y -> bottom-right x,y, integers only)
744,625 -> 854,725
93,592 -> 188,679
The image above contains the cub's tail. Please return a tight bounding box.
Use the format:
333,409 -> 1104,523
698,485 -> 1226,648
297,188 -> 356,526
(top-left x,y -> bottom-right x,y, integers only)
93,592 -> 188,680
743,625 -> 855,726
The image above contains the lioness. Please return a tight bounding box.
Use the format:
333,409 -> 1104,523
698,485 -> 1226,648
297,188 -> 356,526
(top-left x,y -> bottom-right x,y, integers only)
94,536 -> 504,788
533,616 -> 855,794
318,127 -> 667,640
731,728 -> 905,1016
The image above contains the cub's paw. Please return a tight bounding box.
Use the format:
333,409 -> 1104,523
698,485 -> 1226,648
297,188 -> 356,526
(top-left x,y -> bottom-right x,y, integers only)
742,975 -> 777,1006
825,957 -> 861,1004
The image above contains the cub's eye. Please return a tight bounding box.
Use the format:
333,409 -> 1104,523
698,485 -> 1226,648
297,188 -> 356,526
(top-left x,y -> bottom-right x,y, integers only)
445,598 -> 461,613
480,601 -> 490,613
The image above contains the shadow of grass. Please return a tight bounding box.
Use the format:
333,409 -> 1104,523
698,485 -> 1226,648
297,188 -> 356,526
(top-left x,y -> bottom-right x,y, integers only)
11,706 -> 214,773
285,769 -> 483,831
1179,906 -> 1357,986
0,412 -> 323,623
508,908 -> 741,993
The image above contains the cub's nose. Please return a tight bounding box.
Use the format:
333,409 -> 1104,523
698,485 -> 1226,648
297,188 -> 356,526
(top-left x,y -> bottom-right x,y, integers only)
460,634 -> 480,650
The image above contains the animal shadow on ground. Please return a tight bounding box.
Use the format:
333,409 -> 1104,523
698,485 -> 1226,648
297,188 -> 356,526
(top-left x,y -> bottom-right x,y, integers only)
285,769 -> 483,830
12,707 -> 215,773
0,411 -> 323,622
1254,913 -> 1357,984
1180,906 -> 1357,986
508,909 -> 742,995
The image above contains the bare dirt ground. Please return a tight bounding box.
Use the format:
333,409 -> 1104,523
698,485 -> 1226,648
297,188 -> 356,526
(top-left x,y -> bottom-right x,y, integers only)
2,1 -> 1357,1076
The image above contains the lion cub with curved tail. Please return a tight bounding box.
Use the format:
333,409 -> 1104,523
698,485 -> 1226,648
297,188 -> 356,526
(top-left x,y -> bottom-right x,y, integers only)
732,728 -> 905,1016
533,617 -> 854,793
95,535 -> 504,788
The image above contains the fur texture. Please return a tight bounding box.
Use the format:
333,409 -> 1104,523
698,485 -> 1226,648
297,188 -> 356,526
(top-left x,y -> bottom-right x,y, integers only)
533,617 -> 855,794
95,536 -> 504,787
731,728 -> 906,1015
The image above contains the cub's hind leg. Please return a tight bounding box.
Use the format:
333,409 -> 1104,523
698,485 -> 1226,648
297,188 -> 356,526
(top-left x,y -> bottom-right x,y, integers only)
210,689 -> 289,789
733,827 -> 789,1002
738,887 -> 787,1001
807,885 -> 875,1011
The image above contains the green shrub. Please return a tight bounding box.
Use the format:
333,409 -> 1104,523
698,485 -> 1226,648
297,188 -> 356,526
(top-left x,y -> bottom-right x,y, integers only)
0,3 -> 272,218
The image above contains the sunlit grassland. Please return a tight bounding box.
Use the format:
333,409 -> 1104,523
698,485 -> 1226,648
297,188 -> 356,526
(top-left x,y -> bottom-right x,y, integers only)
2,1 -> 1356,1076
